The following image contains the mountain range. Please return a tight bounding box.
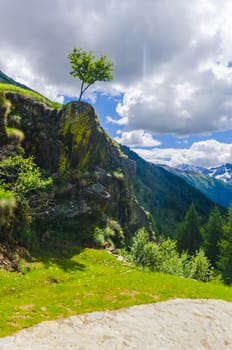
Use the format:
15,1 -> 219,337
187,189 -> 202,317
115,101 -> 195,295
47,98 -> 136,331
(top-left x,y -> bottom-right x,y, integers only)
176,163 -> 232,185
162,164 -> 232,209
122,147 -> 224,235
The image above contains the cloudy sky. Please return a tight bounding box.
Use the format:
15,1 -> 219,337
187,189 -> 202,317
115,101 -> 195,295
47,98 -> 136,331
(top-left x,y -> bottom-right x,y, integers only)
1,0 -> 232,167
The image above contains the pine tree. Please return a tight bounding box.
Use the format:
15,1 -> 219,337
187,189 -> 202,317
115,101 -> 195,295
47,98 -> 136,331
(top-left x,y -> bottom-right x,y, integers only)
201,207 -> 224,266
218,206 -> 232,284
175,203 -> 202,254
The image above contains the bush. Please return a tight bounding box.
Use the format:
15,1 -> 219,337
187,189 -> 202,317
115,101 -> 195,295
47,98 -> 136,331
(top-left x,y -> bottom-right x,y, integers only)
130,228 -> 149,266
0,187 -> 16,241
93,227 -> 105,247
93,219 -> 125,249
188,249 -> 212,282
0,155 -> 52,243
129,228 -> 212,282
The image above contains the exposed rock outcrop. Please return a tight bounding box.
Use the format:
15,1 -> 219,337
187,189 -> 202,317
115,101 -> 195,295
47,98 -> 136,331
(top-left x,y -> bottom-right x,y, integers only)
1,92 -> 150,245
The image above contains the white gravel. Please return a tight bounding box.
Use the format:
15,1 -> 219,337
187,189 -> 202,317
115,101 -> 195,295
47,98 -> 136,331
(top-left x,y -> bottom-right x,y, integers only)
0,299 -> 232,349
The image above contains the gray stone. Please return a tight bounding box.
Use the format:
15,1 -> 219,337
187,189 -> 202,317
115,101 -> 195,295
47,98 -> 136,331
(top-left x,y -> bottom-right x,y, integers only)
1,299 -> 232,349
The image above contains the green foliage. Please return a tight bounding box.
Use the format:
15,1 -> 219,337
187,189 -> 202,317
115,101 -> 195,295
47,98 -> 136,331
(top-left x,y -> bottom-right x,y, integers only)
17,258 -> 30,274
0,187 -> 15,201
0,155 -> 52,243
68,48 -> 114,100
190,248 -> 212,282
93,227 -> 105,247
175,203 -> 202,254
202,207 -> 224,265
0,187 -> 16,239
218,207 -> 232,284
0,155 -> 52,198
130,228 -> 150,266
129,228 -> 212,282
6,127 -> 24,142
93,219 -> 125,249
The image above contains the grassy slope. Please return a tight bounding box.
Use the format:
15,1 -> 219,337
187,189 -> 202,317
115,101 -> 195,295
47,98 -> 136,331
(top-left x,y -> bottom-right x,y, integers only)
0,247 -> 232,337
0,83 -> 62,109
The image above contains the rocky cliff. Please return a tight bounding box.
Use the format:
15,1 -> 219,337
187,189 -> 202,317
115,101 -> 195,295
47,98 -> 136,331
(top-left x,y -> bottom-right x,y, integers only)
0,89 -> 149,246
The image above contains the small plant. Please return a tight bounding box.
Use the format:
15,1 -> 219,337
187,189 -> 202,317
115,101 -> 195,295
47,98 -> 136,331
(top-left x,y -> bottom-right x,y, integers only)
93,219 -> 124,249
6,127 -> 24,142
93,227 -> 105,247
112,169 -> 124,179
17,258 -> 30,274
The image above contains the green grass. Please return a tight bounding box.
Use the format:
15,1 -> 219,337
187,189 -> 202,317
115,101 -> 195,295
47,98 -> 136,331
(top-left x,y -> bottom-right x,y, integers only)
0,83 -> 62,109
0,246 -> 232,337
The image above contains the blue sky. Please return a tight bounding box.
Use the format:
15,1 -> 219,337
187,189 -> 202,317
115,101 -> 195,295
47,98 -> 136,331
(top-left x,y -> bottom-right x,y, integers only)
1,0 -> 232,168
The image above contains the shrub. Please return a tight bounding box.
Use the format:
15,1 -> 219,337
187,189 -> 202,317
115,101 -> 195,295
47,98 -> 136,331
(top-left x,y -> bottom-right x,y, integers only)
93,227 -> 105,247
189,248 -> 212,282
129,228 -> 212,282
130,228 -> 149,266
0,155 -> 52,243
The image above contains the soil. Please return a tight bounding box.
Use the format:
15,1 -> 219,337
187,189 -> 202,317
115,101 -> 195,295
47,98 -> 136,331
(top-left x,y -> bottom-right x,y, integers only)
0,243 -> 31,272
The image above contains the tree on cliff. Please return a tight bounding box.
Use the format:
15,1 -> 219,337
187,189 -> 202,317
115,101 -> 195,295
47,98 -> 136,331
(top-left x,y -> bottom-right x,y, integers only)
68,48 -> 114,101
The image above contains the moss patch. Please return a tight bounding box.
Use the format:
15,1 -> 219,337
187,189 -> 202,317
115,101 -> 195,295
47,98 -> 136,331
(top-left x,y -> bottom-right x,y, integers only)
0,83 -> 62,109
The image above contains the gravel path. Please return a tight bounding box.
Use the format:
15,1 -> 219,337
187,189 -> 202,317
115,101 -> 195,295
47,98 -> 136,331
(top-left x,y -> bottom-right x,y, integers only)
0,299 -> 232,349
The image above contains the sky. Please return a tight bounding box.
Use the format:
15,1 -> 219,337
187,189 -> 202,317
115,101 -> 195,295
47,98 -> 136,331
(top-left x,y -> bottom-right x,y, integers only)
1,0 -> 232,168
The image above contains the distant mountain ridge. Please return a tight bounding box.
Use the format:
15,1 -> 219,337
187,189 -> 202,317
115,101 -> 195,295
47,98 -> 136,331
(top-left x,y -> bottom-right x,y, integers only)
121,146 -> 224,236
163,164 -> 232,208
176,163 -> 232,185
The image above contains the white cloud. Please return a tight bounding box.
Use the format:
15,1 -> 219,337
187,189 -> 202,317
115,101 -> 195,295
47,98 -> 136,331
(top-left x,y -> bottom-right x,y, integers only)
134,140 -> 232,168
115,130 -> 161,147
114,61 -> 232,135
0,0 -> 232,136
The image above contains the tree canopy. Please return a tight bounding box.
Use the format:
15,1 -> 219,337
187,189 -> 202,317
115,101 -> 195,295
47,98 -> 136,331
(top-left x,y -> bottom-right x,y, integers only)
175,203 -> 202,254
218,206 -> 232,284
68,48 -> 114,101
201,207 -> 224,265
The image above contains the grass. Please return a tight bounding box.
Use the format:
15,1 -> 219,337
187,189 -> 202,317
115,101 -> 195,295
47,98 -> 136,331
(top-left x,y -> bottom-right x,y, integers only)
6,127 -> 24,142
0,246 -> 232,337
0,83 -> 62,109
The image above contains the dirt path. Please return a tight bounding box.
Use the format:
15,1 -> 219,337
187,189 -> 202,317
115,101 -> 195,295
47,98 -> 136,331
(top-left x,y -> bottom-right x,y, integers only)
0,299 -> 232,349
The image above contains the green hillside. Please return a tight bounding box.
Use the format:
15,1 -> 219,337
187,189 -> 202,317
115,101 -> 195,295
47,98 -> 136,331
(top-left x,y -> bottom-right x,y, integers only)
0,70 -> 32,91
164,166 -> 232,208
121,146 -> 225,235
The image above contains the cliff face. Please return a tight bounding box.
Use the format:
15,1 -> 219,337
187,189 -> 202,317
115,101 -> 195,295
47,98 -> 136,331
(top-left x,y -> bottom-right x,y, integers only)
0,91 -> 149,245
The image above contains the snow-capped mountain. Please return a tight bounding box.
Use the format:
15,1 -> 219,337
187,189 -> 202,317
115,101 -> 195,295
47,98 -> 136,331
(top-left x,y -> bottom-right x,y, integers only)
162,163 -> 232,208
207,164 -> 232,184
176,163 -> 232,185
